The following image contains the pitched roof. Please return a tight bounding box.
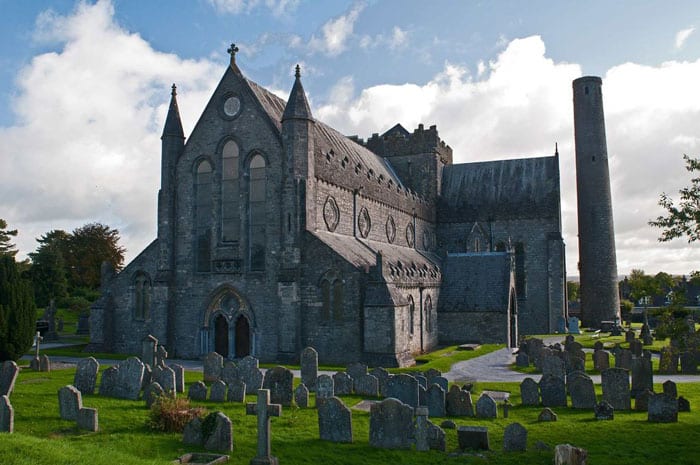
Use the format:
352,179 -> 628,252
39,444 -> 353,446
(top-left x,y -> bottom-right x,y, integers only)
439,156 -> 560,222
438,253 -> 513,313
244,77 -> 287,132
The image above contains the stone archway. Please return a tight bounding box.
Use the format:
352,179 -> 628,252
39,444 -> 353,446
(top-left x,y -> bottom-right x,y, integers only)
214,314 -> 229,357
235,315 -> 251,358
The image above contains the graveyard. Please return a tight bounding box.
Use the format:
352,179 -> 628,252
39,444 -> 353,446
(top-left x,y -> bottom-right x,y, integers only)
0,336 -> 699,465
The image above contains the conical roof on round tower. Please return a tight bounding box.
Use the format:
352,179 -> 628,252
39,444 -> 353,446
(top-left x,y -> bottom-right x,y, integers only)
282,64 -> 313,121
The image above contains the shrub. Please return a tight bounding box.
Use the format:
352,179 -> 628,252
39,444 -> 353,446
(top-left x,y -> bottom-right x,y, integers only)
147,391 -> 206,432
0,255 -> 35,361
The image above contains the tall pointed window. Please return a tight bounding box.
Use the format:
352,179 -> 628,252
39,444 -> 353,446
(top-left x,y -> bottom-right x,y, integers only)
515,242 -> 526,298
195,160 -> 213,272
133,272 -> 151,320
320,270 -> 343,320
425,294 -> 432,332
249,154 -> 266,271
408,295 -> 415,335
221,141 -> 240,242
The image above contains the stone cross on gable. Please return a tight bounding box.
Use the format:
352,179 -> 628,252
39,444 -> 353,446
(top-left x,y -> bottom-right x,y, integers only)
34,331 -> 43,358
227,43 -> 239,65
246,389 -> 282,465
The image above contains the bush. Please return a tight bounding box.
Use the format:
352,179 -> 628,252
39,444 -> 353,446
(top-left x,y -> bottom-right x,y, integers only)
0,255 -> 35,361
147,391 -> 206,433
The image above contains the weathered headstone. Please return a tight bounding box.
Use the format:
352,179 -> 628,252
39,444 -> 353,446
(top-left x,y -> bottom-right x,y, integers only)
156,345 -> 168,368
318,396 -> 352,443
141,334 -> 158,367
188,381 -> 208,401
418,385 -> 426,406
113,357 -> 145,400
332,371 -> 353,396
210,380 -> 227,402
431,376 -> 449,392
515,352 -> 530,367
568,317 -> 580,334
0,361 -> 19,397
503,422 -> 527,452
425,384 -> 446,418
446,384 -> 474,416
680,351 -> 697,374
629,339 -> 643,357
631,354 -> 653,398
203,412 -> 234,452
569,373 -> 596,409
369,397 -> 414,449
593,350 -> 610,371
385,374 -> 419,407
415,407 -> 430,452
0,395 -> 13,432
58,385 -> 83,421
77,407 -> 99,432
246,389 -> 282,464
170,364 -> 185,393
369,367 -> 390,396
625,329 -> 636,343
426,420 -> 446,451
413,374 -> 428,389
538,407 -> 557,422
554,444 -> 588,465
39,354 -> 51,372
74,357 -> 100,395
203,352 -> 224,383
648,393 -> 678,423
440,419 -> 456,429
424,368 -> 442,385
520,378 -> 539,406
316,374 -> 334,401
635,389 -> 652,412
662,379 -> 677,398
542,355 -> 566,380
678,396 -> 690,412
476,393 -> 497,418
614,349 -> 632,370
98,365 -> 119,397
346,362 -> 368,383
221,360 -> 238,385
262,366 -> 294,407
594,401 -> 614,420
237,355 -> 263,391
601,367 -> 630,411
294,383 -> 308,408
658,347 -> 679,374
593,340 -> 604,351
457,426 -> 489,451
300,347 -> 318,392
540,375 -> 567,407
353,373 -> 379,397
227,380 -> 246,403
183,417 -> 203,446
153,365 -> 176,394
144,381 -> 164,409
142,365 -> 152,391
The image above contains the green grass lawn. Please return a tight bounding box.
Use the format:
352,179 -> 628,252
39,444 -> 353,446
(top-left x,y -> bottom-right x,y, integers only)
2,365 -> 699,464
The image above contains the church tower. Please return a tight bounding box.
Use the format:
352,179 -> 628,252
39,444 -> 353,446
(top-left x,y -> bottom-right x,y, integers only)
573,76 -> 621,328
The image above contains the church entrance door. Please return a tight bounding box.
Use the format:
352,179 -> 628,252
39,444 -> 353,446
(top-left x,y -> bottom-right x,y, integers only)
214,314 -> 229,357
235,316 -> 251,357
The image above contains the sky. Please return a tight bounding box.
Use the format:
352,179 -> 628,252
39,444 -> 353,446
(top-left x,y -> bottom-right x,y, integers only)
2,0 -> 700,278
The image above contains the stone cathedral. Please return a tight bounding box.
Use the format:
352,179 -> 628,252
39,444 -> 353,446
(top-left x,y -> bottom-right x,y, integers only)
89,48 -> 566,367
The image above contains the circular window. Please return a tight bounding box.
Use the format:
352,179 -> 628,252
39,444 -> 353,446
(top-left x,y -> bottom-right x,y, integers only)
223,96 -> 241,117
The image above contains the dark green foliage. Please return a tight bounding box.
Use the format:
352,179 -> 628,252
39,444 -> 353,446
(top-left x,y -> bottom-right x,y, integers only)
650,154 -> 700,242
0,255 -> 36,361
64,223 -> 125,289
0,218 -> 18,257
28,238 -> 68,308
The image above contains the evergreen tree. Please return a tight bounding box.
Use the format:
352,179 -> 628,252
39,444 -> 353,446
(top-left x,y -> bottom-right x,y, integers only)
0,255 -> 35,361
0,219 -> 18,257
29,236 -> 68,308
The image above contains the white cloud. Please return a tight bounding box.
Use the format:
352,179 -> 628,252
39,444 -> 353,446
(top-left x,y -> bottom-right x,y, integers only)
1,0 -> 219,262
316,35 -> 700,276
675,26 -> 695,49
359,26 -> 409,51
207,0 -> 299,17
308,3 -> 364,56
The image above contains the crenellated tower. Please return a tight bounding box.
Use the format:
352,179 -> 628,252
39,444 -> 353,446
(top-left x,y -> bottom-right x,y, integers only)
573,76 -> 621,328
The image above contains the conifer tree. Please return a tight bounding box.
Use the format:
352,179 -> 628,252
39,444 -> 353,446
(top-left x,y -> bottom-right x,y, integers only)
0,255 -> 35,361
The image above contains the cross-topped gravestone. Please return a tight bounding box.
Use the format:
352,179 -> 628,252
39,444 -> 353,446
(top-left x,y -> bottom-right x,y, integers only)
246,389 -> 282,465
34,331 -> 43,358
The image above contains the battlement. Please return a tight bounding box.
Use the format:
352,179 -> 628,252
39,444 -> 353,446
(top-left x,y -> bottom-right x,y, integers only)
363,123 -> 453,165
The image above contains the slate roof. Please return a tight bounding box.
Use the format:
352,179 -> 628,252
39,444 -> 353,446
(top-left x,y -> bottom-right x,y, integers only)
438,252 -> 513,313
439,156 -> 560,222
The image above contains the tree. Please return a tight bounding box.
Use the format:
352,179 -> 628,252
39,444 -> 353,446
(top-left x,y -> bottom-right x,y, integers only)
64,223 -> 125,289
649,154 -> 700,242
0,255 -> 35,361
627,269 -> 660,306
567,281 -> 580,302
0,219 -> 18,257
28,232 -> 69,308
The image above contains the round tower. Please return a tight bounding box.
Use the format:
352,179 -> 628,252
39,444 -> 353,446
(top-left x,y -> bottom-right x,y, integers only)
573,76 -> 621,328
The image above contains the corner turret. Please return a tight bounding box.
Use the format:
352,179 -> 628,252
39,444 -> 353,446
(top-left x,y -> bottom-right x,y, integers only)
282,65 -> 313,122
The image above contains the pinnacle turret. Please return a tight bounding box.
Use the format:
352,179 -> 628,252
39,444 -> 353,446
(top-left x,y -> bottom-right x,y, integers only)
282,64 -> 312,121
162,84 -> 184,139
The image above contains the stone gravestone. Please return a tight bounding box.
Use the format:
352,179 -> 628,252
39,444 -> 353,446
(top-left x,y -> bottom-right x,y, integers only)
300,347 -> 318,392
141,365 -> 152,391
141,335 -> 158,367
369,397 -> 414,449
39,354 -> 51,372
263,366 -> 294,407
431,376 -> 449,392
170,364 -> 185,393
58,385 -> 83,421
385,374 -> 419,407
601,367 -> 631,411
568,317 -> 581,334
236,355 -> 264,391
0,361 -> 19,397
631,354 -> 653,398
635,389 -> 652,412
538,407 -> 557,422
74,357 -> 99,395
346,362 -> 368,383
554,444 -> 588,465
426,384 -> 446,418
316,374 -> 334,401
414,407 -> 430,452
153,365 -> 176,394
629,339 -> 643,357
542,355 -> 566,380
294,383 -> 308,408
144,381 -> 164,408
680,351 -> 697,374
515,352 -> 530,367
228,380 -> 246,403
188,381 -> 208,401
156,345 -> 168,368
446,385 -> 474,416
678,396 -> 690,412
209,380 -> 227,402
594,401 -> 614,420
520,378 -> 539,406
503,422 -> 527,452
475,393 -> 497,419
0,395 -> 13,433
203,352 -> 224,383
332,371 -> 353,396
318,396 -> 353,443
353,374 -> 379,397
424,368 -> 441,385
658,347 -> 678,374
98,366 -> 119,397
648,393 -> 678,423
113,357 -> 145,400
457,426 -> 489,451
369,367 -> 390,396
593,350 -> 610,371
183,417 -> 203,446
221,361 -> 238,385
413,374 -> 428,389
663,380 -> 677,398
203,412 -> 234,452
569,373 -> 596,409
614,349 -> 632,370
77,407 -> 99,432
625,329 -> 635,343
246,389 -> 282,465
540,375 -> 567,407
593,340 -> 604,351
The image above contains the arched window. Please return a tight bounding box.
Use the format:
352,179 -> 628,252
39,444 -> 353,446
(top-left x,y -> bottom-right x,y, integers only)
320,271 -> 343,320
424,294 -> 432,332
221,140 -> 240,242
195,160 -> 213,272
408,295 -> 415,335
248,154 -> 266,271
515,242 -> 526,298
133,272 -> 151,320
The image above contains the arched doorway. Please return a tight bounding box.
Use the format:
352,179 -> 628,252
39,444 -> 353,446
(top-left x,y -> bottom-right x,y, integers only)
214,314 -> 229,357
235,315 -> 251,357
